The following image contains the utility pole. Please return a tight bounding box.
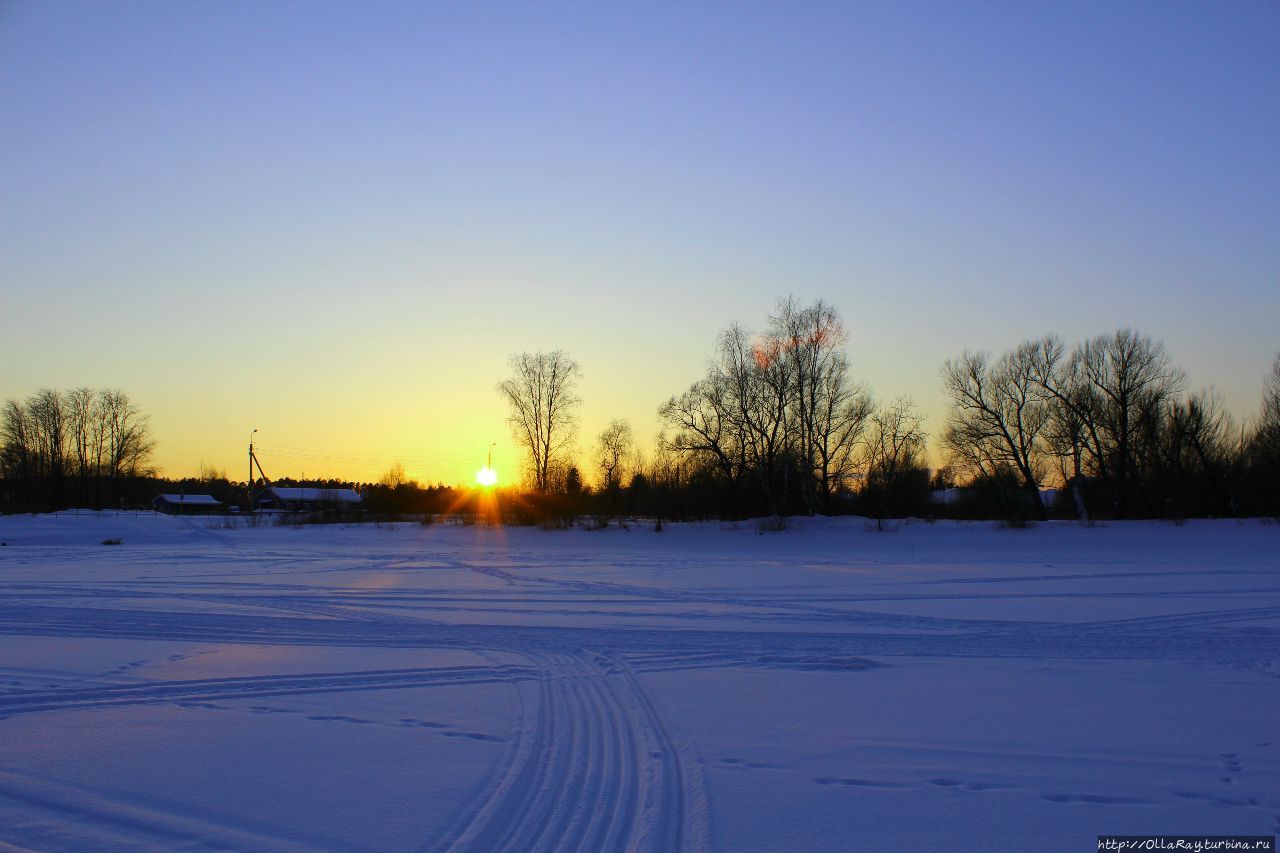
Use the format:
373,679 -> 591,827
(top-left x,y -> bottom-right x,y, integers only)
248,428 -> 257,514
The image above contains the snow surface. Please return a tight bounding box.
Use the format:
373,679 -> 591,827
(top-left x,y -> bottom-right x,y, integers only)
0,513 -> 1277,851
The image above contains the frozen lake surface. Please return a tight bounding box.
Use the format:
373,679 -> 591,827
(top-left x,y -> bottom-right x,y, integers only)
0,513 -> 1277,851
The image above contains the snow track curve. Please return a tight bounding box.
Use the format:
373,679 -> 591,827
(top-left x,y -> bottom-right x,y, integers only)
436,651 -> 707,853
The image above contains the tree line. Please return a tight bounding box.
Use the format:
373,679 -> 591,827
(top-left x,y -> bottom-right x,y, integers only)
1,388 -> 156,512
3,307 -> 1275,522
940,331 -> 1280,521
497,298 -> 1279,523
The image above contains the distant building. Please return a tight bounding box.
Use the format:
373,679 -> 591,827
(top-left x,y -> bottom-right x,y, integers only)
929,488 -> 963,505
154,494 -> 223,515
929,485 -> 1065,511
253,486 -> 362,513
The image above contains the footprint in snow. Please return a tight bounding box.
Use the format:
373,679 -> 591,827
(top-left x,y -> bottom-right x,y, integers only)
441,731 -> 505,742
1174,791 -> 1256,807
814,777 -> 906,789
928,778 -> 1008,791
720,757 -> 789,770
307,714 -> 375,724
1218,752 -> 1244,781
166,652 -> 208,662
398,718 -> 448,729
1041,794 -> 1151,805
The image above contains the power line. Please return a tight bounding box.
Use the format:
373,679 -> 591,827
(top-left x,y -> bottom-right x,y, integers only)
253,442 -> 481,465
249,441 -> 493,481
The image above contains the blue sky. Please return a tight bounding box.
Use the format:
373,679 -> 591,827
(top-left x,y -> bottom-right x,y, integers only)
2,1 -> 1278,483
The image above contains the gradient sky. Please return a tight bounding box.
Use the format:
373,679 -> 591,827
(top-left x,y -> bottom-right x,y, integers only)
3,1 -> 1278,486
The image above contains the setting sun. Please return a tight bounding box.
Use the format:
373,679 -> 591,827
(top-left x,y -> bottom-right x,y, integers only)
475,466 -> 498,487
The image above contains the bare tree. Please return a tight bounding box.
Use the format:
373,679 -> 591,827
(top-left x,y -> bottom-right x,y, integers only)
1149,390 -> 1237,517
722,324 -> 793,516
812,363 -> 873,511
379,461 -> 410,489
1236,353 -> 1280,516
1256,353 -> 1280,463
659,325 -> 786,514
26,389 -> 69,507
1070,329 -> 1184,516
0,399 -> 34,484
668,322 -> 795,515
595,419 -> 635,494
771,297 -> 872,513
497,350 -> 581,492
862,397 -> 928,526
941,343 -> 1051,517
98,389 -> 157,498
662,302 -> 874,517
28,389 -> 67,480
1024,330 -> 1184,517
198,459 -> 229,483
1024,335 -> 1099,518
660,372 -> 744,488
66,387 -> 99,506
1,387 -> 153,510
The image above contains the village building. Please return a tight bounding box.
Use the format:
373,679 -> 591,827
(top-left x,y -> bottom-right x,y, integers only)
153,494 -> 223,515
253,486 -> 362,513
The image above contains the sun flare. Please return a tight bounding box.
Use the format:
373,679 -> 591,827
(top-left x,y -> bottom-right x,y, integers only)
475,466 -> 498,487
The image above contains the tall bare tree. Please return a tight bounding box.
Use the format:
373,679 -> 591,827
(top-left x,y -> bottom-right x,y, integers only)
721,324 -> 793,516
28,390 -> 67,480
0,399 -> 34,484
811,362 -> 873,512
67,386 -> 98,505
941,343 -> 1051,517
497,350 -> 581,492
1,387 -> 153,510
662,301 -> 875,517
1022,330 -> 1183,517
99,389 -> 157,502
1070,329 -> 1184,516
771,297 -> 872,513
659,372 -> 746,504
1255,353 -> 1280,464
666,322 -> 796,515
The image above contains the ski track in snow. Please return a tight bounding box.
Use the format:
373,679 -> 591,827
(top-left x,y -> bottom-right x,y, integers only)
0,597 -> 1275,671
435,650 -> 704,853
1,517 -> 1278,849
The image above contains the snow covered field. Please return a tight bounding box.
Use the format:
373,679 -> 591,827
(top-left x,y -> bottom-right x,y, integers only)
0,513 -> 1277,852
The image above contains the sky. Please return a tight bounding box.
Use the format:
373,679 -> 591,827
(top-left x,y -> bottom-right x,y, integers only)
2,1 -> 1278,486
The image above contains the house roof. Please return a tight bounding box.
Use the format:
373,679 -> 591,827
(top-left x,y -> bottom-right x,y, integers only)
262,487 -> 362,503
155,494 -> 221,505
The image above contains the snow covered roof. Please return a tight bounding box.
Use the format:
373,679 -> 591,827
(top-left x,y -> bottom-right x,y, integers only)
155,494 -> 221,505
263,487 -> 362,504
